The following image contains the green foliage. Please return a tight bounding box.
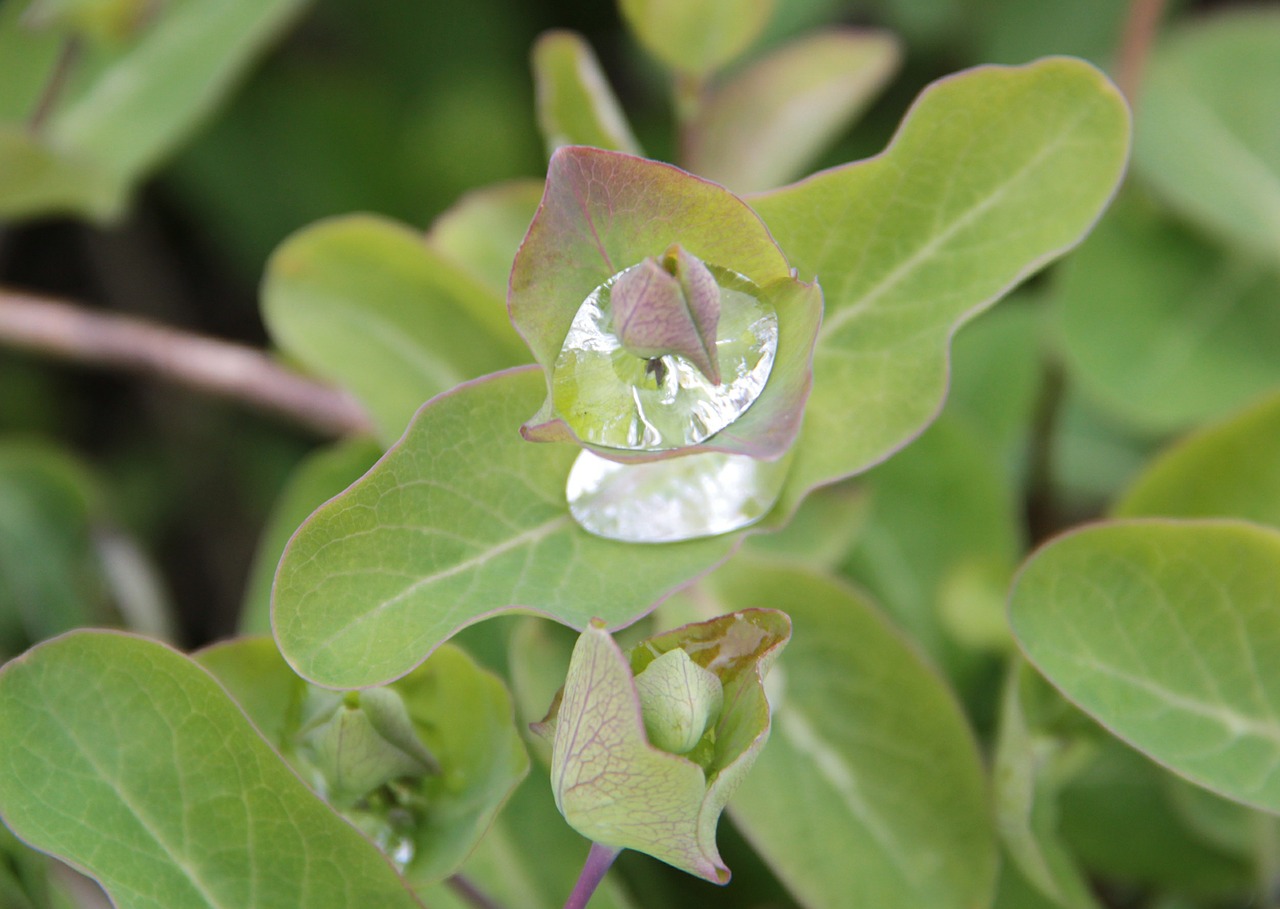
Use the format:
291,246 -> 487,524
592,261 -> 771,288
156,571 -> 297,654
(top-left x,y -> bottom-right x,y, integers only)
8,2 -> 1280,908
0,632 -> 426,909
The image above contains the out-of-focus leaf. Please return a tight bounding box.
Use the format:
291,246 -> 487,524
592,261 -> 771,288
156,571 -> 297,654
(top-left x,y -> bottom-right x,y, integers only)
684,29 -> 900,194
24,0 -> 153,44
742,479 -> 868,571
1114,391 -> 1280,529
272,367 -> 742,689
1010,520 -> 1280,814
993,659 -> 1100,909
240,437 -> 381,634
0,127 -> 114,220
198,637 -> 529,887
532,30 -> 641,156
0,441 -> 108,652
0,631 -> 426,909
17,0 -> 311,219
1057,738 -> 1254,896
414,775 -> 638,909
841,414 -> 1021,671
678,560 -> 996,909
262,215 -> 528,442
962,0 -> 1127,68
618,0 -> 774,78
0,3 -> 61,120
425,179 -> 544,298
1135,10 -> 1280,266
1056,199 -> 1280,433
751,58 -> 1130,513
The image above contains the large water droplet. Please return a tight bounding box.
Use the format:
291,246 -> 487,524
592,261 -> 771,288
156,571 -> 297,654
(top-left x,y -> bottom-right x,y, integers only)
552,263 -> 777,452
566,448 -> 791,543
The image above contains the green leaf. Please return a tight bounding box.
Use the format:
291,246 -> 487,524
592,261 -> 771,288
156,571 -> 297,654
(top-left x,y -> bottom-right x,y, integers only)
750,57 -> 1130,508
0,631 -> 425,909
53,0 -> 308,207
425,179 -> 544,299
0,441 -> 110,653
993,659 -> 1100,909
262,214 -> 528,442
841,414 -> 1022,673
618,0 -> 773,78
199,636 -> 529,887
414,774 -> 638,909
1134,9 -> 1280,266
531,30 -> 641,156
1056,737 -> 1254,895
1056,197 -> 1280,433
684,28 -> 901,194
536,610 -> 789,883
272,367 -> 741,688
1114,391 -> 1280,529
1010,520 -> 1280,814
24,0 -> 153,44
240,437 -> 381,634
683,560 -> 996,909
0,127 -> 115,220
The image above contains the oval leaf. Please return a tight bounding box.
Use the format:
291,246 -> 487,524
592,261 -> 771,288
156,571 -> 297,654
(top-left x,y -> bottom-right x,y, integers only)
532,30 -> 641,156
0,631 -> 424,909
1134,9 -> 1280,266
750,57 -> 1130,509
684,28 -> 901,194
679,559 -> 997,909
1114,391 -> 1280,529
1056,197 -> 1280,433
617,0 -> 773,77
1010,520 -> 1280,813
263,214 -> 528,442
272,367 -> 742,688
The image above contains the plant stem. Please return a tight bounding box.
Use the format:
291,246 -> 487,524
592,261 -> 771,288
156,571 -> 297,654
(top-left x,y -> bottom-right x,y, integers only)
0,287 -> 373,437
445,874 -> 506,909
28,36 -> 82,133
563,843 -> 621,909
1114,0 -> 1169,104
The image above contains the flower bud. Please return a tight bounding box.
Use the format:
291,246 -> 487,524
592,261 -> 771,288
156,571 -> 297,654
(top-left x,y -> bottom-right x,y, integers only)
634,646 -> 724,754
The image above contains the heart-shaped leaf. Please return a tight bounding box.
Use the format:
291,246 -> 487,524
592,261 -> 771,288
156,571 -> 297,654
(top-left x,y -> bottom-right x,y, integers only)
684,28 -> 901,194
1010,520 -> 1280,814
272,367 -> 742,688
532,30 -> 641,156
425,180 -> 545,298
263,215 -> 528,442
0,631 -> 425,909
750,57 -> 1130,511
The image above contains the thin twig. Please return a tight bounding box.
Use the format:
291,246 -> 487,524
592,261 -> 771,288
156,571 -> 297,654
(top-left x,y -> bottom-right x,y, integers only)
28,36 -> 82,133
0,287 -> 373,437
445,874 -> 506,909
564,843 -> 621,909
1114,0 -> 1170,104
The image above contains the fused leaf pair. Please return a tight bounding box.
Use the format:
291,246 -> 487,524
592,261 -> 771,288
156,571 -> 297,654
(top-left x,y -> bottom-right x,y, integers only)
533,609 -> 790,882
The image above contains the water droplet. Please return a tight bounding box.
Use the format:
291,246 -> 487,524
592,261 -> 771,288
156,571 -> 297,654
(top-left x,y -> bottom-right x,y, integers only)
566,448 -> 791,543
552,263 -> 778,452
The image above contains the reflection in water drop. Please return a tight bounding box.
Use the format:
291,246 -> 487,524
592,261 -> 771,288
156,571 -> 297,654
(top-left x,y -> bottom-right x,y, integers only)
552,264 -> 778,452
566,448 -> 791,543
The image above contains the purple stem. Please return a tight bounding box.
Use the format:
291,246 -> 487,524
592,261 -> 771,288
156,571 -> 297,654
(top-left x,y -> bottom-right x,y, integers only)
563,843 -> 622,909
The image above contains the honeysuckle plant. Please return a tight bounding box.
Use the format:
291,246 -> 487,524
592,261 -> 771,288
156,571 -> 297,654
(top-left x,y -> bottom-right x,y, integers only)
19,1 -> 1280,908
